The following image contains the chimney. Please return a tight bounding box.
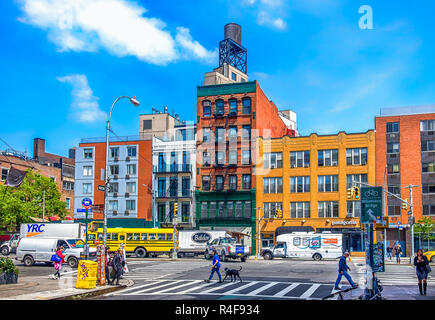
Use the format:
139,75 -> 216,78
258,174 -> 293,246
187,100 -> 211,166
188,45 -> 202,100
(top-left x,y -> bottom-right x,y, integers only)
33,138 -> 46,160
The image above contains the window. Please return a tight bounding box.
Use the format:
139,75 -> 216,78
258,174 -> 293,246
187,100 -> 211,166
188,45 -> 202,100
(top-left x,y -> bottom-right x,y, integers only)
346,174 -> 368,189
318,201 -> 339,218
228,126 -> 237,142
143,119 -> 152,130
422,162 -> 435,173
210,202 -> 216,218
229,150 -> 237,165
126,182 -> 136,193
242,150 -> 251,165
386,122 -> 399,133
112,234 -> 118,241
229,175 -> 237,190
158,234 -> 165,241
229,99 -> 237,114
423,204 -> 435,216
387,164 -> 400,174
202,101 -> 211,117
421,120 -> 435,131
127,164 -> 136,175
421,140 -> 435,152
127,146 -> 137,157
182,151 -> 190,170
218,202 -> 225,218
134,233 -> 140,241
263,177 -> 283,193
65,198 -> 70,209
216,127 -> 225,143
202,176 -> 210,191
201,202 -> 208,218
167,234 -> 173,241
242,98 -> 251,114
203,128 -> 211,143
318,175 -> 339,192
83,166 -> 93,177
109,200 -> 118,211
110,165 -> 119,175
215,176 -> 224,191
263,152 -> 283,169
318,149 -> 338,167
231,72 -> 237,81
110,147 -> 119,158
215,151 -> 225,166
242,174 -> 251,189
170,152 -> 178,172
235,202 -> 243,218
347,201 -> 361,217
158,153 -> 166,171
290,202 -> 310,218
264,202 -> 282,218
158,203 -> 166,221
202,152 -> 211,166
83,183 -> 92,194
181,177 -> 190,197
387,143 -> 400,154
126,200 -> 136,211
242,125 -> 251,141
422,184 -> 435,194
244,201 -> 251,218
83,148 -> 93,159
216,100 -> 224,116
110,182 -> 119,193
169,176 -> 178,197
63,181 -> 74,190
290,176 -> 310,193
346,148 -> 367,165
149,233 -> 157,240
290,151 -> 310,168
158,178 -> 166,197
1,168 -> 8,181
388,205 -> 401,216
293,237 -> 301,247
140,233 -> 147,241
387,185 -> 401,196
227,202 -> 233,217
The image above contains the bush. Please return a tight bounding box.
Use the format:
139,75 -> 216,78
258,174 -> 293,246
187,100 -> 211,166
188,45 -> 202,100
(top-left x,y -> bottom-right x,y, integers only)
0,257 -> 20,275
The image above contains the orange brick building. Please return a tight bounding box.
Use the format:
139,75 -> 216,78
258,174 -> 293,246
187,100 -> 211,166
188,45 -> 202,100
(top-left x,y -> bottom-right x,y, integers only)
375,106 -> 435,255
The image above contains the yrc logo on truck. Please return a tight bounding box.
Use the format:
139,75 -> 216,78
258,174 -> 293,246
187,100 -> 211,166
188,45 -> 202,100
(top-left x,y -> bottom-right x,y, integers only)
191,232 -> 211,243
26,224 -> 45,237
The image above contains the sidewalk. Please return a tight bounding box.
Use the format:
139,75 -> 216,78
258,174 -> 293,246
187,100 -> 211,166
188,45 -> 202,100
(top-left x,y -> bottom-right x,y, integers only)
0,273 -> 133,300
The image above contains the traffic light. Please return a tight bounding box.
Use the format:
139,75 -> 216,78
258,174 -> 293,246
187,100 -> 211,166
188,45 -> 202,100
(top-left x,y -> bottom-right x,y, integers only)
276,209 -> 283,219
174,203 -> 178,214
401,199 -> 408,210
347,187 -> 354,200
353,187 -> 360,200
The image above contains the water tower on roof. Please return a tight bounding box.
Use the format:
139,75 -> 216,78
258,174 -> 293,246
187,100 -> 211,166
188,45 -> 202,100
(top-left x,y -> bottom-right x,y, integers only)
219,23 -> 247,74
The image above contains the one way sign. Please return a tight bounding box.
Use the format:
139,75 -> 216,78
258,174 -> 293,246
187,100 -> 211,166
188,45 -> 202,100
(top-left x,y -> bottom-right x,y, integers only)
98,185 -> 106,192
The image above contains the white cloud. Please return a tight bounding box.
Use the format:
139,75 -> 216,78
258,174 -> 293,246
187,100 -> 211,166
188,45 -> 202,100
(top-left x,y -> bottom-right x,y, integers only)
257,11 -> 287,30
241,0 -> 288,30
57,74 -> 107,123
17,0 -> 215,65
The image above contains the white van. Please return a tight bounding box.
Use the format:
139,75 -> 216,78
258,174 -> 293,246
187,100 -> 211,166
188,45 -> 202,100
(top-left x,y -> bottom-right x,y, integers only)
261,232 -> 343,261
16,237 -> 96,268
177,230 -> 227,258
20,223 -> 86,240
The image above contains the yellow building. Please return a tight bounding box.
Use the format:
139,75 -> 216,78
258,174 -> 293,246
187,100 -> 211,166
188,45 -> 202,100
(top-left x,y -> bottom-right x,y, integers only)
255,130 -> 375,255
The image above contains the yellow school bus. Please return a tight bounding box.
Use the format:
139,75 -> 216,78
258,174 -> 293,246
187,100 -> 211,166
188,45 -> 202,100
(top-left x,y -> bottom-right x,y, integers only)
86,222 -> 175,258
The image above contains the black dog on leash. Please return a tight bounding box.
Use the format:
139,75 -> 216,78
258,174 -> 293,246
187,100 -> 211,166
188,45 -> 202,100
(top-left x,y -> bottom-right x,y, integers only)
223,266 -> 243,282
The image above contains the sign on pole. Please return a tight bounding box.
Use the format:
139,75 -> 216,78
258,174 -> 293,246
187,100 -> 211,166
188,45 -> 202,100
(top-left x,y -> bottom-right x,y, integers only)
98,185 -> 106,192
361,187 -> 383,224
82,198 -> 93,209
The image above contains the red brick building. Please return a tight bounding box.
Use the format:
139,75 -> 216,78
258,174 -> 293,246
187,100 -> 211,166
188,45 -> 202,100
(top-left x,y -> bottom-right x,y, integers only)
375,105 -> 435,255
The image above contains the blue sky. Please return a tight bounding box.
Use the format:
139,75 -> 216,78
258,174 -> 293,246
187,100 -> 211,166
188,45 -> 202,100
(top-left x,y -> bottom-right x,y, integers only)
1,0 -> 434,157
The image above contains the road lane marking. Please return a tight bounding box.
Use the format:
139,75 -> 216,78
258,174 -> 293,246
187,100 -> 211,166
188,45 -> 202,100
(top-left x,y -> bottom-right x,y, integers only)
158,280 -> 203,293
248,282 -> 278,295
299,284 -> 321,299
223,281 -> 259,295
201,281 -> 237,293
273,283 -> 300,297
130,280 -> 187,295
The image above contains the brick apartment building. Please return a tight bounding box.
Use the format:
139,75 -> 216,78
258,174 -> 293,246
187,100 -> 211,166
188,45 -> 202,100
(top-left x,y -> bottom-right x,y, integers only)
375,105 -> 435,255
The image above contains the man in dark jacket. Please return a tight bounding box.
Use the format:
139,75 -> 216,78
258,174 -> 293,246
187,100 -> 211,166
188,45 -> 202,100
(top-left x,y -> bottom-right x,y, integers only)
110,249 -> 123,285
334,251 -> 358,290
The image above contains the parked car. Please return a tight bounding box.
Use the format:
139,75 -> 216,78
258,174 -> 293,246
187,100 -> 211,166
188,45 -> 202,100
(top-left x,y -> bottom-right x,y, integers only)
423,250 -> 435,263
0,233 -> 20,256
205,237 -> 250,262
15,237 -> 96,268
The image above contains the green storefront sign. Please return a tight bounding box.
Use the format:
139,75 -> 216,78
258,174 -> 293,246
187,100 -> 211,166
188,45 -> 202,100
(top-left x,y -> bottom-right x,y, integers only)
361,187 -> 383,224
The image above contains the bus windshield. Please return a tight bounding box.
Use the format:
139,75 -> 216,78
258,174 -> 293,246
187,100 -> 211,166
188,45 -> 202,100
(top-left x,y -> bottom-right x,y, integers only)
67,239 -> 84,248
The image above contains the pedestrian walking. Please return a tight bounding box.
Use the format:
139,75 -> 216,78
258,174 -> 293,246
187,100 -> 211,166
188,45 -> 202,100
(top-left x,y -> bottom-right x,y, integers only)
386,246 -> 392,260
105,246 -> 112,284
109,249 -> 123,285
414,249 -> 430,295
334,251 -> 358,290
120,243 -> 128,277
395,244 -> 402,264
51,246 -> 65,280
204,249 -> 222,283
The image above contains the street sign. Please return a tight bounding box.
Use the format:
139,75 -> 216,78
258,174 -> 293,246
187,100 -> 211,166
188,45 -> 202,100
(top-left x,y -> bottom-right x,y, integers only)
98,185 -> 106,192
82,198 -> 93,209
77,208 -> 92,213
361,187 -> 383,224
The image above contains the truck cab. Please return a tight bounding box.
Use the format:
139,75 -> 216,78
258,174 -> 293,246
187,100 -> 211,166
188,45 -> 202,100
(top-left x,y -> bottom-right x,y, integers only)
0,233 -> 20,256
261,241 -> 287,260
205,237 -> 250,262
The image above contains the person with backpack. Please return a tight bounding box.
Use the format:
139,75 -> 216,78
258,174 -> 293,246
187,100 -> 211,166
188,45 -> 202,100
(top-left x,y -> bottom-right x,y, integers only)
414,249 -> 430,295
51,246 -> 65,280
204,248 -> 223,283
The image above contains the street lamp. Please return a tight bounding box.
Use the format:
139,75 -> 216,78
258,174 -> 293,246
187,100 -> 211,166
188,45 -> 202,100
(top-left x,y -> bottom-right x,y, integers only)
103,96 -> 140,250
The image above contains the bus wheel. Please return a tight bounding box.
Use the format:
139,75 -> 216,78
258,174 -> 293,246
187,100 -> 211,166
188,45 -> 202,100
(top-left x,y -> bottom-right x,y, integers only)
313,253 -> 322,261
135,248 -> 147,258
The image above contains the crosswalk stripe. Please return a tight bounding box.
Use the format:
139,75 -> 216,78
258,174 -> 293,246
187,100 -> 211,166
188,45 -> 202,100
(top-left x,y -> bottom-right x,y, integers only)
273,283 -> 300,297
248,282 -> 278,295
177,281 -> 219,294
158,280 -> 203,293
130,280 -> 186,295
201,281 -> 238,293
299,284 -> 321,299
109,281 -> 159,295
224,281 -> 259,295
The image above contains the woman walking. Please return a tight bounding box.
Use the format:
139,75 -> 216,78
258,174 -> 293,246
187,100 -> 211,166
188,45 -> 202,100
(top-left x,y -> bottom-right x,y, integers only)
204,249 -> 222,283
414,249 -> 430,295
51,246 -> 65,280
110,249 -> 123,285
395,244 -> 402,264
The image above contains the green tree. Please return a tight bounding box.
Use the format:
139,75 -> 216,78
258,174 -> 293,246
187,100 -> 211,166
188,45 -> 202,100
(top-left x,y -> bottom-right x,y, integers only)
0,169 -> 67,231
414,217 -> 435,251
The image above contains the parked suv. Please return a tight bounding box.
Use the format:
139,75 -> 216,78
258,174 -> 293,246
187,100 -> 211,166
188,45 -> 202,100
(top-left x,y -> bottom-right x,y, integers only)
205,237 -> 250,262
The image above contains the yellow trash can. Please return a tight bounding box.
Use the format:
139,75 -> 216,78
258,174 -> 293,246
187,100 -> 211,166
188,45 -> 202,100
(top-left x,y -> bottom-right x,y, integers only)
76,260 -> 98,289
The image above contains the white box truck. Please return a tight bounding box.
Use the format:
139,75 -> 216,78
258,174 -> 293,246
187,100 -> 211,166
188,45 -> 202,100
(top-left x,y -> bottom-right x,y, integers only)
260,232 -> 343,261
20,222 -> 86,240
177,230 -> 227,258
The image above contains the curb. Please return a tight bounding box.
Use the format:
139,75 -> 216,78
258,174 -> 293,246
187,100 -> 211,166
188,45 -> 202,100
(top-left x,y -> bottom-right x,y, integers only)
52,279 -> 135,300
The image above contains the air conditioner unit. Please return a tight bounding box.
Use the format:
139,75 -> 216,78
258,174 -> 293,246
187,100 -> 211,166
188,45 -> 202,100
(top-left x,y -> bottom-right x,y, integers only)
125,193 -> 130,197
113,193 -> 118,197
126,156 -> 131,161
125,210 -> 129,215
388,133 -> 396,138
113,175 -> 118,179
113,210 -> 118,215
126,174 -> 130,179
114,157 -> 119,161
428,131 -> 434,135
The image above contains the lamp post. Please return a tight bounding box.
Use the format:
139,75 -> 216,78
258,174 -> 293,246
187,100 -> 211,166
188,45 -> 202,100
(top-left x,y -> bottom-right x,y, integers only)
103,96 -> 140,250
257,207 -> 263,259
